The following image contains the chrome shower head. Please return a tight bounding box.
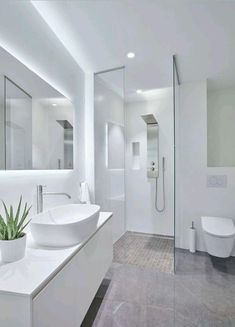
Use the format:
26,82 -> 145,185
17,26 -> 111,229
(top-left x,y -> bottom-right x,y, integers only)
141,114 -> 158,125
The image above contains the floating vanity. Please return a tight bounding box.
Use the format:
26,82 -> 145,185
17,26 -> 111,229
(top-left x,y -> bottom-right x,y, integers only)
0,212 -> 113,327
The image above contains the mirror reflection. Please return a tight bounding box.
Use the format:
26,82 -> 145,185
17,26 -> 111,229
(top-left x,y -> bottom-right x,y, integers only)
0,47 -> 74,170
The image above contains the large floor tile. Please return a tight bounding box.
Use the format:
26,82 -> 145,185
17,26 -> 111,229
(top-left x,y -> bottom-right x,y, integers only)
82,251 -> 235,326
92,300 -> 201,327
104,263 -> 175,309
92,301 -> 145,327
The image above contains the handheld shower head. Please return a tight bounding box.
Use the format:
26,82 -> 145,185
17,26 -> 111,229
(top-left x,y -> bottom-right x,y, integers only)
155,156 -> 166,213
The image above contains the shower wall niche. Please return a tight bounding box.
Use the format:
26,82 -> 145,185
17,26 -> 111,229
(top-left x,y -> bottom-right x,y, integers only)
132,142 -> 140,170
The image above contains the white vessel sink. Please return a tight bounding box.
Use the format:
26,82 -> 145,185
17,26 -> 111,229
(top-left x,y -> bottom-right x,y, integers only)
30,204 -> 100,247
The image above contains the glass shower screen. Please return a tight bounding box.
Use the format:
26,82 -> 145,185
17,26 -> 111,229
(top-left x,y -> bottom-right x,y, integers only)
94,67 -> 125,243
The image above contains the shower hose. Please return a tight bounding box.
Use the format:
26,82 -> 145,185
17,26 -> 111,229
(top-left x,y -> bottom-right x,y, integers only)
155,157 -> 165,213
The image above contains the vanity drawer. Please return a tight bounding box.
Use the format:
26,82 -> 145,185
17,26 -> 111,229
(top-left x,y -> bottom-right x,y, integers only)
33,219 -> 112,327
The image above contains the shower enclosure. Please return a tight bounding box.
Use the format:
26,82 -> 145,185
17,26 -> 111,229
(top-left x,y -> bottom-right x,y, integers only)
94,60 -> 176,274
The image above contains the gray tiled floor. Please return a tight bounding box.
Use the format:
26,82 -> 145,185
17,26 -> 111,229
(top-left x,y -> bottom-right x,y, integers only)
82,251 -> 235,327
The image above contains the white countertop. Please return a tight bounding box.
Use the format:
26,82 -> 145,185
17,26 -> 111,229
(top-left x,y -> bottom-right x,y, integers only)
0,212 -> 112,298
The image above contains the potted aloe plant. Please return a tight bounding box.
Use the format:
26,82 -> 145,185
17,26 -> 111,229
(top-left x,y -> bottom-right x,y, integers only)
0,196 -> 31,263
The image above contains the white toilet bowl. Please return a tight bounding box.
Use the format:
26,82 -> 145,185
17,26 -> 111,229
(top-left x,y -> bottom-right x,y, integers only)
201,216 -> 235,258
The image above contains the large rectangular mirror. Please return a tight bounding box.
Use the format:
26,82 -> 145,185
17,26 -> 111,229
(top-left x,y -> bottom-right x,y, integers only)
0,46 -> 74,170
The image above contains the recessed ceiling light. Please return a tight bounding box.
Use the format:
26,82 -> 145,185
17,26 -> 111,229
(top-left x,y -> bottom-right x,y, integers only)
52,103 -> 57,107
136,89 -> 143,94
127,52 -> 135,59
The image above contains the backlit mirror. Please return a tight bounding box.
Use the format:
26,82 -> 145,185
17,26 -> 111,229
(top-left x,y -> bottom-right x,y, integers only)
0,47 -> 74,170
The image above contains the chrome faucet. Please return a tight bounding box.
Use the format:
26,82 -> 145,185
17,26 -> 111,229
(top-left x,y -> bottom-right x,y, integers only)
37,185 -> 71,214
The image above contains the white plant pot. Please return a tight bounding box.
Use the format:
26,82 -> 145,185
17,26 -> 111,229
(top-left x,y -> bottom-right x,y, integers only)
0,233 -> 27,263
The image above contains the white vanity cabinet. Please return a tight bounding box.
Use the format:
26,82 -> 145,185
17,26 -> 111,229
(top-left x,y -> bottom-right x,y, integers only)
0,213 -> 113,327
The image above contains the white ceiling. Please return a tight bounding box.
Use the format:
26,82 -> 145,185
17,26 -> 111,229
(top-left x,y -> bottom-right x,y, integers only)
32,0 -> 235,94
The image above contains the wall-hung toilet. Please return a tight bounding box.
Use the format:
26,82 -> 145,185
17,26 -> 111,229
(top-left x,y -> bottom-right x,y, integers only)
201,216 -> 235,258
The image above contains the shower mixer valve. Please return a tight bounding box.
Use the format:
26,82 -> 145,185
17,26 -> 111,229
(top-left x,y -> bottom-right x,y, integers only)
151,161 -> 155,171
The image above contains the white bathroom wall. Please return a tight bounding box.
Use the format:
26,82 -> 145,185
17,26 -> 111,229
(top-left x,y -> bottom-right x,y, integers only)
208,87 -> 235,167
178,81 -> 235,255
125,88 -> 174,236
0,171 -> 77,217
94,76 -> 125,243
84,73 -> 95,201
0,2 -> 85,216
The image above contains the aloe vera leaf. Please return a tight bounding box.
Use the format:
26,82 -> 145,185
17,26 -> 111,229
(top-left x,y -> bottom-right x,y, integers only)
10,205 -> 14,222
17,219 -> 31,238
17,203 -> 28,230
4,226 -> 7,240
10,205 -> 17,236
7,204 -> 13,239
0,223 -> 3,235
15,196 -> 22,226
4,230 -> 7,240
0,225 -> 6,240
0,215 -> 6,229
0,229 -> 5,240
1,201 -> 10,224
8,209 -> 14,240
0,220 -> 5,239
17,205 -> 31,231
7,222 -> 12,240
22,202 -> 27,216
12,220 -> 18,239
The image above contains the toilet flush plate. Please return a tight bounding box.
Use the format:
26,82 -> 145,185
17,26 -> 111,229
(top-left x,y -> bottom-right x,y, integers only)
207,175 -> 227,188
